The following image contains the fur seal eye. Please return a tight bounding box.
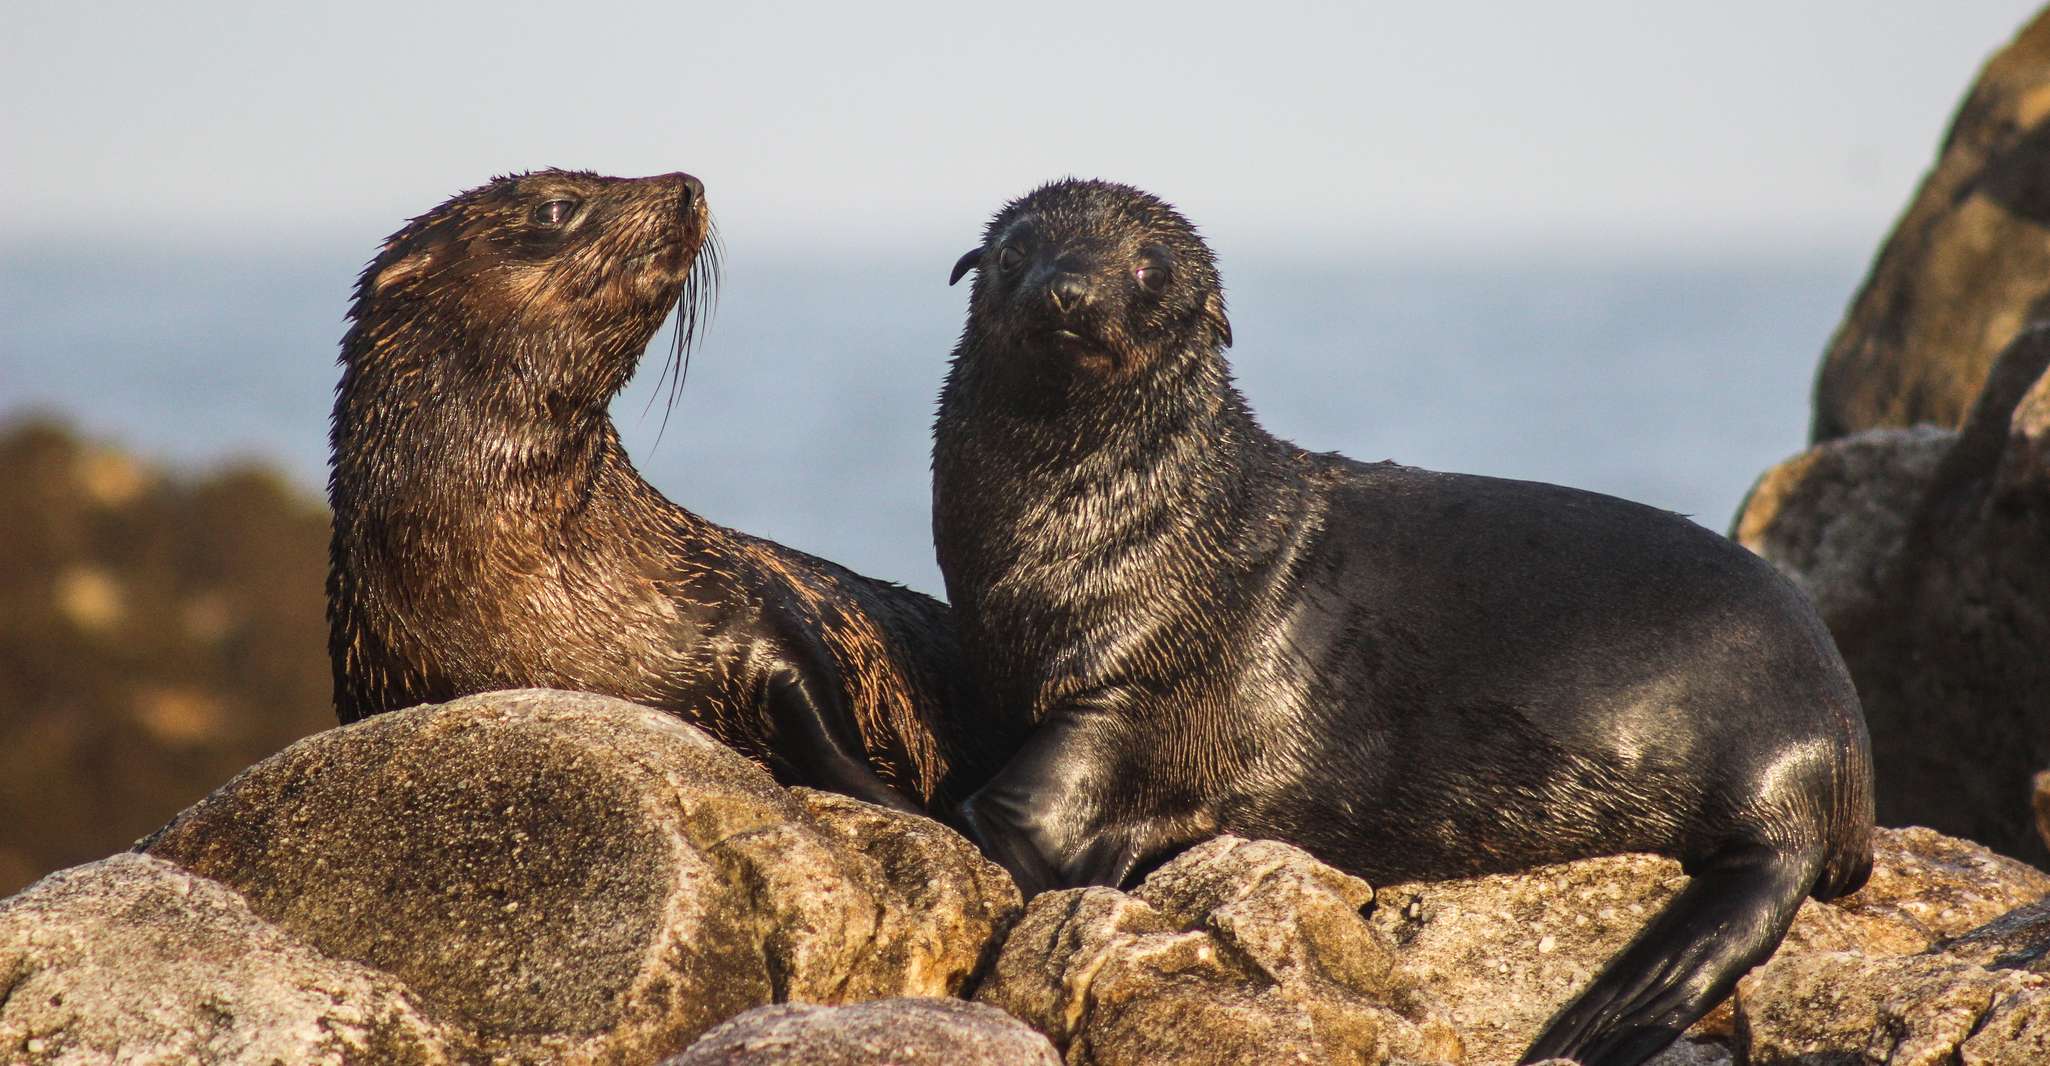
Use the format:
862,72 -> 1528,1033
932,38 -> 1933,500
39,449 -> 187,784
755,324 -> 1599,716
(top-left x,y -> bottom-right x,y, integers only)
1135,244 -> 1175,295
532,199 -> 580,226
996,244 -> 1024,272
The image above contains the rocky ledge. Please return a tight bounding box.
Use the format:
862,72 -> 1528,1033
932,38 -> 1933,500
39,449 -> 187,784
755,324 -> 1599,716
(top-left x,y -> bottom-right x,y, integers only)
4,688 -> 2049,1065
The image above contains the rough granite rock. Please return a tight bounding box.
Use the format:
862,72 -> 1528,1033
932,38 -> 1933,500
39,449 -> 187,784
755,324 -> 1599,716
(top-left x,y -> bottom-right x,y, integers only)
661,999 -> 1060,1065
140,689 -> 1020,1065
1935,896 -> 2050,973
1776,827 -> 2050,958
1813,7 -> 2050,441
976,836 -> 1463,1066
1739,324 -> 2050,866
1356,828 -> 2048,1066
1730,828 -> 2050,1064
1736,951 -> 2050,1065
0,853 -> 470,1064
1369,852 -> 1690,1063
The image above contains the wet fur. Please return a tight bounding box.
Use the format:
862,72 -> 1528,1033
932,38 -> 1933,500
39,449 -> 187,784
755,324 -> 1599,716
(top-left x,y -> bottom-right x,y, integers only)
328,169 -> 1019,810
931,179 -> 1875,1065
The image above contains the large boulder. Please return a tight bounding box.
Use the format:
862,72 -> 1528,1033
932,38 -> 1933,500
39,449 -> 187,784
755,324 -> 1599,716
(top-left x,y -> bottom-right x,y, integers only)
0,853 -> 470,1064
976,835 -> 1462,1066
1741,325 -> 2050,865
1730,425 -> 1953,621
141,689 -> 1020,1064
1813,8 -> 2050,441
976,827 -> 2050,1066
662,999 -> 1060,1065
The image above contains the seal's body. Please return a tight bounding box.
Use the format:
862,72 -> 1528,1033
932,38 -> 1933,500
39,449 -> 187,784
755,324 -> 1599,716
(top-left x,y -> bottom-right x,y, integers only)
932,179 -> 1874,1066
328,170 -> 1011,812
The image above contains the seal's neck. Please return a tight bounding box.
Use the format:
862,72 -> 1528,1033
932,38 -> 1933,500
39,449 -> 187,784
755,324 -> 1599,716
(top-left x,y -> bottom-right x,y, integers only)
326,326 -> 669,539
935,337 -> 1304,604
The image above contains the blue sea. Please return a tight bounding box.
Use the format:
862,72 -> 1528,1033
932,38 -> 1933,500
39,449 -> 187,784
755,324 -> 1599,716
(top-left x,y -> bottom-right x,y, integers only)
0,237 -> 1869,598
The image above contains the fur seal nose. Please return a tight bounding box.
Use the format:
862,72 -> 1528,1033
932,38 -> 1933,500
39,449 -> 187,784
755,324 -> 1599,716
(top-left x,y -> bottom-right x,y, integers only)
1048,274 -> 1091,316
672,173 -> 704,211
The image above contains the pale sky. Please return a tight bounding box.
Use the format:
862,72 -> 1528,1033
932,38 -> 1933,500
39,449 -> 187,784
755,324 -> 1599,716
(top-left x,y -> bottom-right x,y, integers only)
3,1 -> 2042,253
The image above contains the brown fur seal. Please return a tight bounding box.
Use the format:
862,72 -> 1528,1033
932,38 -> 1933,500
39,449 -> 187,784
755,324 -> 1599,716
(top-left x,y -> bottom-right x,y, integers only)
932,179 -> 1875,1066
327,169 -> 1017,813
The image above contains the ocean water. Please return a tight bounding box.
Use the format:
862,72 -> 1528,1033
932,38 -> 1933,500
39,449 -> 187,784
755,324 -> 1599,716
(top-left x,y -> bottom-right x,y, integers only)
0,237 -> 1870,598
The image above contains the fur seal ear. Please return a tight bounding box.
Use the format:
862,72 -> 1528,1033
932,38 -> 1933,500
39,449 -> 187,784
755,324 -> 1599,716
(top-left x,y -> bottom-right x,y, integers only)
949,247 -> 985,286
1204,292 -> 1233,348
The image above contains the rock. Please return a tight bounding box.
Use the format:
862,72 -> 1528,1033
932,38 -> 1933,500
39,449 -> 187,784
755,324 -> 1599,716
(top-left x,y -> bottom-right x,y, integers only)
1731,425 -> 1953,619
0,853 -> 469,1064
141,689 -> 1020,1065
662,999 -> 1060,1065
1353,828 -> 2046,1064
976,835 -> 1462,1066
788,788 -> 1026,995
2035,770 -> 2050,853
1367,852 -> 1690,1061
1735,951 -> 2044,1065
970,828 -> 2042,1065
1813,8 -> 2050,441
1738,324 -> 2050,865
0,418 -> 335,898
1935,896 -> 2050,973
1729,828 -> 2050,1064
1777,827 -> 2050,958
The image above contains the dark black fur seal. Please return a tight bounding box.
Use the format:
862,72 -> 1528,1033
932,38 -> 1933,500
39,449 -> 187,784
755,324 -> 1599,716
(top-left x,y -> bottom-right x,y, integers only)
328,169 -> 1015,813
932,179 -> 1876,1066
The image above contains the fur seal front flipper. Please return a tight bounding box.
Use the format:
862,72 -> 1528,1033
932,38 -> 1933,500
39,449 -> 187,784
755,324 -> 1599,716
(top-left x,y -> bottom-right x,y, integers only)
931,178 -> 1875,1066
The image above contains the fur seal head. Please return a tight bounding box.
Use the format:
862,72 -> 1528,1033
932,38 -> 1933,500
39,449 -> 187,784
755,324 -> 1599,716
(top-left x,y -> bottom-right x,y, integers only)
350,169 -> 716,415
948,179 -> 1232,385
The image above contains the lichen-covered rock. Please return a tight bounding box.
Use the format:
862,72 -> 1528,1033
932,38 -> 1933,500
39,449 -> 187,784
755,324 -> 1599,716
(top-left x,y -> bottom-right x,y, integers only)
1812,8 -> 2050,441
789,788 -> 1024,996
976,836 -> 1462,1066
1368,852 -> 1691,1063
141,689 -> 1020,1065
1346,828 -> 2048,1065
970,828 -> 2044,1066
1728,827 -> 2050,1064
1735,951 -> 2039,1065
1739,323 -> 2050,866
1934,896 -> 2050,973
662,999 -> 1060,1065
0,853 -> 470,1064
1776,828 -> 2050,958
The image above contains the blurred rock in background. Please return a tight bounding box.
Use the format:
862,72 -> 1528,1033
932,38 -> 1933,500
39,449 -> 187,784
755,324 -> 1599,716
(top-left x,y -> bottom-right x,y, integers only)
0,416 -> 333,896
1742,5 -> 2050,872
1813,7 -> 2050,442
1741,327 -> 2050,868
